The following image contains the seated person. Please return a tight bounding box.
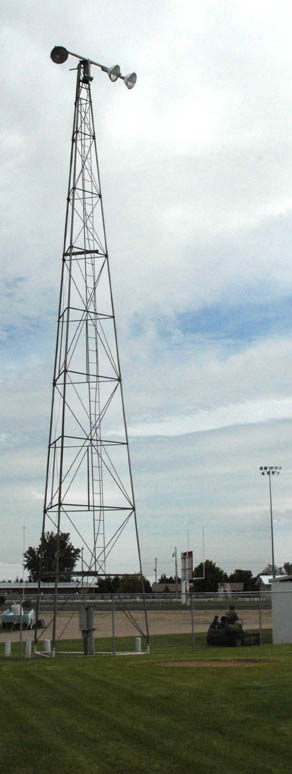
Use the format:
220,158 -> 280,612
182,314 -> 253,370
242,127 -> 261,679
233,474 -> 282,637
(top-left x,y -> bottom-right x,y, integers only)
225,604 -> 239,624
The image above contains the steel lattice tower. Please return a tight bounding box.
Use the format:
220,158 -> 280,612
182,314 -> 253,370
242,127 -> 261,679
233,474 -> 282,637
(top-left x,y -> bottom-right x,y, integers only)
36,48 -> 149,650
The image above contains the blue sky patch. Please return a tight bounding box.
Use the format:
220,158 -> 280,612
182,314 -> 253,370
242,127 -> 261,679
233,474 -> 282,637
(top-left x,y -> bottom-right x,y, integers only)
130,295 -> 292,350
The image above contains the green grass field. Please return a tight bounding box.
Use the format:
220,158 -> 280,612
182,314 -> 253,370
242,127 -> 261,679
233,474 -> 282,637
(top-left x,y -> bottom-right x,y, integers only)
0,632 -> 291,774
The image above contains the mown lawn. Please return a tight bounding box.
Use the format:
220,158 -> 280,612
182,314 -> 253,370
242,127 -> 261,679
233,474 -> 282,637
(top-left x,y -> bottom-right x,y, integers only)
0,633 -> 291,774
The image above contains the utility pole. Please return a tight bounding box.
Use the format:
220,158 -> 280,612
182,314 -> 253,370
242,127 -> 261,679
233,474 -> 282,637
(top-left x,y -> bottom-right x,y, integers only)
172,547 -> 178,597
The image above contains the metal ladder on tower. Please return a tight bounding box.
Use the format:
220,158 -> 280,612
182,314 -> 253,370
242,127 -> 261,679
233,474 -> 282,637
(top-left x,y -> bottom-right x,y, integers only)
86,254 -> 106,575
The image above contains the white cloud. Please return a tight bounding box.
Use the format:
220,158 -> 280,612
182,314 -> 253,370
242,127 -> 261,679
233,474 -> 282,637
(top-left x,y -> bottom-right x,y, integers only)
1,0 -> 292,578
129,397 -> 292,438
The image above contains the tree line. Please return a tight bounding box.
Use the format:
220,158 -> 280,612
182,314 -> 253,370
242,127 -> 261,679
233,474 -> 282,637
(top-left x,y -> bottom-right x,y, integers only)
23,531 -> 151,593
158,563 -> 255,592
21,531 -> 292,593
159,560 -> 292,592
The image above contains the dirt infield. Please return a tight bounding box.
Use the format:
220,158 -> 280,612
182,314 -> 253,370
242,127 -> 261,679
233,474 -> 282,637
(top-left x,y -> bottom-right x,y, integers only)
0,608 -> 272,643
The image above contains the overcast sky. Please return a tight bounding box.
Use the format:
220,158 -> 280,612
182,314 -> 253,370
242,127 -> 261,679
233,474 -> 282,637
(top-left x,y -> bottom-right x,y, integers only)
1,0 -> 292,581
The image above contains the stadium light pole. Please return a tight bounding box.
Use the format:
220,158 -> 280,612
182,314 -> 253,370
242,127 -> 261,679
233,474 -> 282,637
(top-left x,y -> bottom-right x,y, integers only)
259,466 -> 281,579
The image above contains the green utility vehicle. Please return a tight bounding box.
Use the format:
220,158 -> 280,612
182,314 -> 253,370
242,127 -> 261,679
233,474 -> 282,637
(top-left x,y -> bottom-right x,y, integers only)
207,614 -> 260,647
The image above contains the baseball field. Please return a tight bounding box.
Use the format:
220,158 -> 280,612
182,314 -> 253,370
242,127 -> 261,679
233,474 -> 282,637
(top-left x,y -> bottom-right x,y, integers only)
0,628 -> 291,774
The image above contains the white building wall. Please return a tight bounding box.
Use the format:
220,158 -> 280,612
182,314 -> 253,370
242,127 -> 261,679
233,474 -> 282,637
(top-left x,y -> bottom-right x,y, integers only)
272,580 -> 292,644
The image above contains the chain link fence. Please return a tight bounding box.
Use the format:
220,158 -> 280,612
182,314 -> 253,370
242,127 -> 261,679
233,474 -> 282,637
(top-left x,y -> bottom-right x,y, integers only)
0,591 -> 273,654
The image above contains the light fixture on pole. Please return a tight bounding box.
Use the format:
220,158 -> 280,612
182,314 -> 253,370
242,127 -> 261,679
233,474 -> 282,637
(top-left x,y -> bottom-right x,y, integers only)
259,466 -> 281,579
50,46 -> 137,88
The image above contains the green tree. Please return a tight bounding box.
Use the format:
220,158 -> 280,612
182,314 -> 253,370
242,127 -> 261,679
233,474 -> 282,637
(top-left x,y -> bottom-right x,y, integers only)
24,531 -> 80,582
192,559 -> 227,592
284,562 -> 292,575
228,569 -> 256,591
157,573 -> 181,590
96,573 -> 151,594
260,563 -> 285,576
117,574 -> 151,594
158,573 -> 181,584
96,575 -> 121,594
96,573 -> 152,594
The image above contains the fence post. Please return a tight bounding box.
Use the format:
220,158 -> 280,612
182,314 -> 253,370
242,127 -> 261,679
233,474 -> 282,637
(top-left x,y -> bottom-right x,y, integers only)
136,636 -> 142,653
112,595 -> 116,655
191,595 -> 195,650
259,593 -> 262,645
19,602 -> 23,659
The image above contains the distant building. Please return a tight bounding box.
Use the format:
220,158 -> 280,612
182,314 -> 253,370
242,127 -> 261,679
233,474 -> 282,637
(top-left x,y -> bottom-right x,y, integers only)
152,582 -> 181,593
255,575 -> 272,591
255,574 -> 286,591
